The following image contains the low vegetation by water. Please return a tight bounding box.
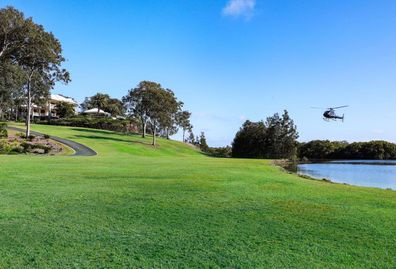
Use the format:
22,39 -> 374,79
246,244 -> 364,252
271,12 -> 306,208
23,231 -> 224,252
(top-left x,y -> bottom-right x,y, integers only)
0,124 -> 395,268
298,140 -> 396,160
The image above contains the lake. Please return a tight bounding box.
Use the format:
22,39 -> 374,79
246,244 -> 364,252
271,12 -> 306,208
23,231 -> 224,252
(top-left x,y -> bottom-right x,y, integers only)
297,160 -> 396,190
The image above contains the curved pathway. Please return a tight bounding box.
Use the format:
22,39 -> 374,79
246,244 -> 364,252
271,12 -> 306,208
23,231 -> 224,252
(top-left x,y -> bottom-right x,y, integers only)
7,126 -> 97,156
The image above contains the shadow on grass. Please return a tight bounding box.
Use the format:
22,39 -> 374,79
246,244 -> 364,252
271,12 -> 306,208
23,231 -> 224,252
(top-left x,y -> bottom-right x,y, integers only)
69,128 -> 119,135
74,134 -> 152,146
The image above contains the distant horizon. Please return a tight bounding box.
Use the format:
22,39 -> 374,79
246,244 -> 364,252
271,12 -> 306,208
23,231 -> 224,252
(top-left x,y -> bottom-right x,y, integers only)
4,0 -> 396,146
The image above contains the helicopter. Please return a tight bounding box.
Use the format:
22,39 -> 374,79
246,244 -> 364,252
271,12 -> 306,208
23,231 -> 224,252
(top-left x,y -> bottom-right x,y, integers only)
310,105 -> 349,122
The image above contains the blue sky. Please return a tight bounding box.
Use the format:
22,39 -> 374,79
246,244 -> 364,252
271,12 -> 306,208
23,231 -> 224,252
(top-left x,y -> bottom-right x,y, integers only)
3,0 -> 396,146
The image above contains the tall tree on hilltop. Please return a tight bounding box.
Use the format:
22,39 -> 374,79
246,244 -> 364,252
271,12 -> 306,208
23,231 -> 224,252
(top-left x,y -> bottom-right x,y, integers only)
158,90 -> 182,139
176,110 -> 192,142
11,12 -> 70,136
123,81 -> 161,138
145,87 -> 179,146
199,132 -> 209,152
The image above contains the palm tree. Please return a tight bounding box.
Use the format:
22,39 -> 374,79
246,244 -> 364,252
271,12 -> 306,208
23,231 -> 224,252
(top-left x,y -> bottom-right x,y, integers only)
90,93 -> 109,114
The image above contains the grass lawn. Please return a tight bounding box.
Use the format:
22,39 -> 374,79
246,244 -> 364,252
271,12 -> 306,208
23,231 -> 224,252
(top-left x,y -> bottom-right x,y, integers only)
0,123 -> 395,268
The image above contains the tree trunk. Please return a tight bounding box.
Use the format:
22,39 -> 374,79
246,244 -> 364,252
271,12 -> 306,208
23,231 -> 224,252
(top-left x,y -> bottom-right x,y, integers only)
47,101 -> 51,123
15,107 -> 18,121
166,128 -> 169,140
152,122 -> 156,146
141,118 -> 146,138
26,81 -> 31,137
182,129 -> 185,143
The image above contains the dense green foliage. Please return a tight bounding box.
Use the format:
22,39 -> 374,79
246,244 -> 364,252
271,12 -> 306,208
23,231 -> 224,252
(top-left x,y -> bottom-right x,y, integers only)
56,101 -> 75,118
123,81 -> 187,145
0,122 -> 7,138
81,93 -> 125,117
299,140 -> 396,160
37,115 -> 140,133
0,123 -> 394,268
232,110 -> 298,159
207,146 -> 232,158
176,110 -> 192,142
0,6 -> 70,136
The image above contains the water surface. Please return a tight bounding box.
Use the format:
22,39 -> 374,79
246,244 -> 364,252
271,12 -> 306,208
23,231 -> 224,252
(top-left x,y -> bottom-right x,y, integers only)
297,160 -> 396,190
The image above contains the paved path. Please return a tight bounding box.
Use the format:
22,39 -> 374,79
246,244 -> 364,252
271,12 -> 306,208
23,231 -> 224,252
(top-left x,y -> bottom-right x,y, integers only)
7,126 -> 97,156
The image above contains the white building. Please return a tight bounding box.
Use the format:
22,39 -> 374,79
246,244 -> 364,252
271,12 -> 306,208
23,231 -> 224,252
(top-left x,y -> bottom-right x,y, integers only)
31,94 -> 78,119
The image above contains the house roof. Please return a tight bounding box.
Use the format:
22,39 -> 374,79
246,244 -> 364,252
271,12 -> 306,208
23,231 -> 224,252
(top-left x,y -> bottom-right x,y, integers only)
51,94 -> 77,105
83,108 -> 111,115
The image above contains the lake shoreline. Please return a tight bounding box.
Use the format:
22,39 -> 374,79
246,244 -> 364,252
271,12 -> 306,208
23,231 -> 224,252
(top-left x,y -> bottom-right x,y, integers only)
284,160 -> 396,191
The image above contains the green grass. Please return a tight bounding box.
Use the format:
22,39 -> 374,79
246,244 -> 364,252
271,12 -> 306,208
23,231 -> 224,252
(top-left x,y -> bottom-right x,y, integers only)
0,123 -> 395,268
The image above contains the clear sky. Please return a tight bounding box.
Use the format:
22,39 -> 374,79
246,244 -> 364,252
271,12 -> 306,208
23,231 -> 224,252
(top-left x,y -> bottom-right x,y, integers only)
3,0 -> 396,146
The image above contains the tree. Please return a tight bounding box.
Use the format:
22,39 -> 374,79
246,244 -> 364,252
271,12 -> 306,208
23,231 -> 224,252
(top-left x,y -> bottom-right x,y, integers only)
123,81 -> 181,145
145,87 -> 179,146
123,81 -> 158,138
187,130 -> 195,144
158,90 -> 181,139
12,13 -> 70,137
232,120 -> 267,158
0,7 -> 27,61
82,93 -> 109,114
107,98 -> 125,117
232,110 -> 298,159
81,93 -> 124,117
176,110 -> 192,142
199,132 -> 209,152
0,60 -> 24,120
56,101 -> 75,118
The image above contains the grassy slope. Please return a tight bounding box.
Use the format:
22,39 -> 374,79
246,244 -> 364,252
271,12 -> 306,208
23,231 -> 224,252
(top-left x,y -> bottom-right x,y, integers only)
0,123 -> 395,268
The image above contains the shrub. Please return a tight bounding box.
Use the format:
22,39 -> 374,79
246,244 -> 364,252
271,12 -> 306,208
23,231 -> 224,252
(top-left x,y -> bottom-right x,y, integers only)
21,142 -> 51,154
36,115 -> 140,134
0,123 -> 7,138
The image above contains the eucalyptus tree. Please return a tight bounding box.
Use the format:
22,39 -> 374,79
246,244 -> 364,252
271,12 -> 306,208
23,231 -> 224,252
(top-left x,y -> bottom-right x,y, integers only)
145,87 -> 179,146
0,60 -> 24,120
123,81 -> 161,138
0,7 -> 26,61
123,81 -> 181,145
158,89 -> 182,139
0,7 -> 70,136
176,110 -> 192,142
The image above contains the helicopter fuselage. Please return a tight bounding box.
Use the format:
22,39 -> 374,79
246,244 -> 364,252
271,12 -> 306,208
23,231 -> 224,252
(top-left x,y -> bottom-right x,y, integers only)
323,109 -> 344,120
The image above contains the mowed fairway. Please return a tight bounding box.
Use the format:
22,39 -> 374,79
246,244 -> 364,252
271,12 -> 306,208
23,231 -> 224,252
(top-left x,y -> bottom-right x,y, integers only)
0,124 -> 395,268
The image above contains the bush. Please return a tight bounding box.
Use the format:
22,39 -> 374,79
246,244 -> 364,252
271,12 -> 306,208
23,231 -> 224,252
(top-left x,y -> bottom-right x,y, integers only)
43,134 -> 50,139
0,122 -> 7,138
208,146 -> 232,158
36,115 -> 140,134
0,139 -> 22,154
21,142 -> 51,154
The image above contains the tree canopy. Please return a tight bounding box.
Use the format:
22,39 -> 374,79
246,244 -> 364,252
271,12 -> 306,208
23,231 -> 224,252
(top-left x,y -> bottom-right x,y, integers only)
0,6 -> 70,136
232,110 -> 298,159
298,140 -> 396,160
81,93 -> 124,117
123,81 -> 187,145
